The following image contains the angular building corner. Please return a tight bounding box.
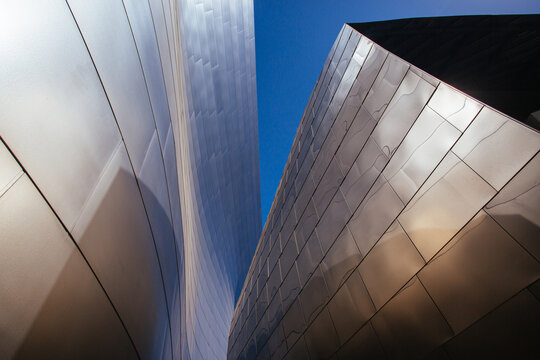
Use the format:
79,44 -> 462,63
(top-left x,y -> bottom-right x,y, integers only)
228,21 -> 540,359
0,0 -> 259,359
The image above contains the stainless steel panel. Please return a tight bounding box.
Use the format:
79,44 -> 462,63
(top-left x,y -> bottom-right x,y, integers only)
418,211 -> 540,333
485,152 -> 540,259
336,107 -> 378,174
299,266 -> 330,324
257,283 -> 269,323
363,54 -> 409,121
340,136 -> 388,212
282,299 -> 305,350
327,270 -> 375,344
0,175 -> 136,359
383,107 -> 461,204
443,289 -> 540,359
284,335 -> 310,360
0,143 -> 22,196
348,175 -> 404,256
371,70 -> 436,158
267,261 -> 282,301
427,83 -> 482,132
316,188 -> 352,254
296,232 -> 324,287
304,308 -> 340,359
138,132 -> 178,311
279,264 -> 301,312
321,226 -> 362,294
266,289 -> 283,333
333,46 -> 387,141
409,65 -> 440,88
255,315 -> 269,352
68,0 -> 156,174
268,324 -> 286,360
280,208 -> 297,249
246,335 -> 257,359
280,235 -> 299,281
123,0 -> 171,144
312,129 -> 341,193
452,107 -> 540,190
268,237 -> 282,274
371,277 -> 453,359
0,0 -> 121,229
257,341 -> 271,360
71,146 -> 170,359
294,176 -> 316,227
336,322 -> 385,360
313,158 -> 344,216
398,152 -> 496,261
359,221 -> 425,309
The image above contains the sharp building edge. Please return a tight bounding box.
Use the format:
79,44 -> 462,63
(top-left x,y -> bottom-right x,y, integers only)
229,23 -> 540,359
0,0 -> 260,359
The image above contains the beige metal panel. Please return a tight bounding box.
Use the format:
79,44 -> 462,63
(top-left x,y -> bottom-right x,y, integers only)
296,232 -> 324,288
304,308 -> 340,359
348,175 -> 404,257
485,152 -> 540,259
282,299 -> 305,350
123,0 -> 171,144
370,277 -> 453,359
398,151 -> 496,261
371,70 -> 436,158
0,173 -> 136,359
427,83 -> 482,132
363,54 -> 409,121
418,211 -> 540,333
328,270 -> 375,344
71,145 -> 171,359
67,0 -> 156,174
299,266 -> 330,324
442,289 -> 540,358
0,0 -> 121,229
382,106 -> 461,204
452,107 -> 540,190
359,221 -> 425,310
336,322 -> 385,359
321,226 -> 362,294
340,136 -> 388,214
0,143 -> 22,197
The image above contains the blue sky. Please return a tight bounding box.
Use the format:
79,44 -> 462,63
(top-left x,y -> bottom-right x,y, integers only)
255,0 -> 540,220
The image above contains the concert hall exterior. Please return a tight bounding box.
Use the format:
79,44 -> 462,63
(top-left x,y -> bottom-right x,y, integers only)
228,17 -> 540,360
1,2 -> 539,359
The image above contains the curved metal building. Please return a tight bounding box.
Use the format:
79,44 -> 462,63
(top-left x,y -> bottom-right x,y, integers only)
2,3 -> 540,360
228,21 -> 540,360
0,0 -> 259,359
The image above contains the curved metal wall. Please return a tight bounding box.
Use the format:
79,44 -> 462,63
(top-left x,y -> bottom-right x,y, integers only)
0,0 -> 259,359
176,0 -> 261,358
228,24 -> 540,359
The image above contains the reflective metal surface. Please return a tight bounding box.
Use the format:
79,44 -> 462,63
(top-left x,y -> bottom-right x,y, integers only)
1,0 -> 260,359
2,5 -> 540,358
229,24 -> 540,360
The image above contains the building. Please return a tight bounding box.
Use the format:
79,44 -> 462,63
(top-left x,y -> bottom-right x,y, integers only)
1,3 -> 539,359
0,0 -> 259,359
228,19 -> 540,359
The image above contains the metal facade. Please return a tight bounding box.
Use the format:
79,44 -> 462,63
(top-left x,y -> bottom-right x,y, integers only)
228,24 -> 540,359
0,1 -> 259,359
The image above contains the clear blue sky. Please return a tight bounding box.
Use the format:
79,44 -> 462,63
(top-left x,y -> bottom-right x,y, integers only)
255,0 -> 540,221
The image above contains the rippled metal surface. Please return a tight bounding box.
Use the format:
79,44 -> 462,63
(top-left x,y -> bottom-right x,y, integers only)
229,24 -> 540,359
1,0 -> 259,359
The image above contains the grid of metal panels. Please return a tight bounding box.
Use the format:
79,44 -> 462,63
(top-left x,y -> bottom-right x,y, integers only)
228,24 -> 540,360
